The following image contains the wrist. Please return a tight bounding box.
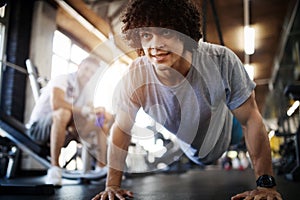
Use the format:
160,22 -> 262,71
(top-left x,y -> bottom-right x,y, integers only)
256,174 -> 277,188
106,170 -> 123,188
106,185 -> 121,188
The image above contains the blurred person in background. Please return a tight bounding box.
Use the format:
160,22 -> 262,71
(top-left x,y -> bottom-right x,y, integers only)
27,56 -> 113,186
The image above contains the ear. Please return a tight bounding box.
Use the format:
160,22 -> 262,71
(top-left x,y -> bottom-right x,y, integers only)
137,48 -> 145,56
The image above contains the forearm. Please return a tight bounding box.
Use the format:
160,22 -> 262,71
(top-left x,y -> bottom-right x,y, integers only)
243,115 -> 273,179
106,146 -> 128,187
232,93 -> 274,179
106,124 -> 132,187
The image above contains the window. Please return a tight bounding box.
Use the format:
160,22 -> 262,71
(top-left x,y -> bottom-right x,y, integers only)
93,60 -> 128,113
51,30 -> 88,78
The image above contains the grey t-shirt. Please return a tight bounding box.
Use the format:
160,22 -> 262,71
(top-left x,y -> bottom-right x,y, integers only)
113,41 -> 256,164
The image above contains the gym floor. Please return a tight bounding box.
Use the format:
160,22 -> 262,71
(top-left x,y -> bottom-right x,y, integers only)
0,166 -> 299,200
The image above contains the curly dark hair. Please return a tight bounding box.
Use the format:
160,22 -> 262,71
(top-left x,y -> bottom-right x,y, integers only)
121,0 -> 202,56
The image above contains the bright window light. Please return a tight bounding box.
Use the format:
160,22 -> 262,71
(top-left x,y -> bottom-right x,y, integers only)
68,62 -> 79,74
71,44 -> 89,65
93,60 -> 128,113
51,54 -> 68,78
244,63 -> 254,80
244,26 -> 255,55
51,30 -> 88,78
53,30 -> 71,59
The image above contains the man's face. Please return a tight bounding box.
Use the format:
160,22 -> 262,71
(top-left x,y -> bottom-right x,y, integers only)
77,60 -> 98,86
139,27 -> 185,71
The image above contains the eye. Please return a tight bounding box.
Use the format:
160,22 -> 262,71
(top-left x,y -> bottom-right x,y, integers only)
140,32 -> 152,40
162,30 -> 171,36
160,29 -> 176,39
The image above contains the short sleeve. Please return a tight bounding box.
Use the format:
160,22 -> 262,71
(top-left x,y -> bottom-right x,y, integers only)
221,48 -> 256,110
50,74 -> 69,91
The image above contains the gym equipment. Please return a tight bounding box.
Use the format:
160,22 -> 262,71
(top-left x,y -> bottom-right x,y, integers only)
125,122 -> 196,174
284,84 -> 300,181
0,113 -> 55,195
25,59 -> 44,102
0,134 -> 20,178
275,84 -> 300,181
0,113 -> 51,170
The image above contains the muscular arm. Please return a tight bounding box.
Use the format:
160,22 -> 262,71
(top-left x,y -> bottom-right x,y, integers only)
231,92 -> 283,199
91,108 -> 137,200
232,92 -> 273,179
91,123 -> 134,200
106,124 -> 132,187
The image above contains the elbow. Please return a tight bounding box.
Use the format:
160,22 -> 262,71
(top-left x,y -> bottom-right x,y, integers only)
111,124 -> 132,149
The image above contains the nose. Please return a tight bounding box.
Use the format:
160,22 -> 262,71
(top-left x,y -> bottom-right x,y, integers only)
149,34 -> 165,49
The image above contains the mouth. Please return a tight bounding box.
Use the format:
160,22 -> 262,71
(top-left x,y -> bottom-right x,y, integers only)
150,50 -> 170,62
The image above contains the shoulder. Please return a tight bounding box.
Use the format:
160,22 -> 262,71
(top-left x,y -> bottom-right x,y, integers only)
51,73 -> 69,82
195,41 -> 242,71
47,73 -> 71,90
197,41 -> 235,58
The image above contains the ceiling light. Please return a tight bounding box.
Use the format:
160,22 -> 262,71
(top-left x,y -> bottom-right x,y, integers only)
244,26 -> 255,55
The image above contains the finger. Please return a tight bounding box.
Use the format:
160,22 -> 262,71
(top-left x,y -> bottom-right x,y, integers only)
275,192 -> 283,200
91,194 -> 98,200
244,196 -> 253,200
253,194 -> 264,200
101,192 -> 108,200
124,190 -> 134,197
108,191 -> 115,200
92,193 -> 102,200
267,196 -> 273,200
231,192 -> 248,200
115,192 -> 126,200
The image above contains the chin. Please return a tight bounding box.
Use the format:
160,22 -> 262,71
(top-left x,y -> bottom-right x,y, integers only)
154,64 -> 173,72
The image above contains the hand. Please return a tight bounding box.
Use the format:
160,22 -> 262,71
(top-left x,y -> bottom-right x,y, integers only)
81,105 -> 92,117
231,187 -> 282,200
92,186 -> 133,200
94,106 -> 105,115
94,107 -> 106,127
94,107 -> 115,133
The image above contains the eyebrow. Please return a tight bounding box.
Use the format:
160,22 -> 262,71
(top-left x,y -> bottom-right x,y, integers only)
139,27 -> 152,32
